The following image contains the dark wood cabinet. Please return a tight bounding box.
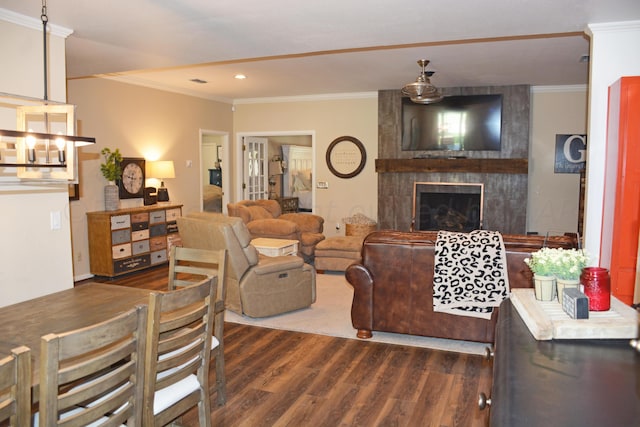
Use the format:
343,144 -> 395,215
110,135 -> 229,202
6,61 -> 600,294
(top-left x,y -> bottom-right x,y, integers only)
208,168 -> 222,186
488,300 -> 640,426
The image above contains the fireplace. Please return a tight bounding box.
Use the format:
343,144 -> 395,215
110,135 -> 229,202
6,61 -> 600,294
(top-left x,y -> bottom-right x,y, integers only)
411,182 -> 484,232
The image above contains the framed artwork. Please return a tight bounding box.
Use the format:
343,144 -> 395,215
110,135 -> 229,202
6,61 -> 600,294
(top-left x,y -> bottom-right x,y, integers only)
68,183 -> 79,201
118,157 -> 145,198
554,134 -> 587,174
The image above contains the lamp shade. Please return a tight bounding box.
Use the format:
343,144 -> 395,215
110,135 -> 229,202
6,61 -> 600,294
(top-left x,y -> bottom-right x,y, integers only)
269,160 -> 284,176
147,160 -> 175,179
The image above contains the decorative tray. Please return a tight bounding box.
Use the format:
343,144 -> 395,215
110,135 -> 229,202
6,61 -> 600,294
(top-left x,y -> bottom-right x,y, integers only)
510,288 -> 639,340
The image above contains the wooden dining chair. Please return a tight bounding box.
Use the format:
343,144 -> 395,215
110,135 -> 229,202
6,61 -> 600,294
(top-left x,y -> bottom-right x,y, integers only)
143,277 -> 216,426
167,246 -> 228,406
37,304 -> 148,427
168,246 -> 220,290
0,346 -> 31,426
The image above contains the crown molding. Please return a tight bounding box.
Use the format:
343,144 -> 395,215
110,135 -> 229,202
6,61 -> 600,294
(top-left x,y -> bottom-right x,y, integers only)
532,84 -> 588,93
0,7 -> 73,38
586,20 -> 640,37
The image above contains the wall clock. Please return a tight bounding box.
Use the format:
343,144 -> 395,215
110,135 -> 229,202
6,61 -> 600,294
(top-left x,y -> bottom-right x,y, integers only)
326,136 -> 367,178
119,157 -> 145,199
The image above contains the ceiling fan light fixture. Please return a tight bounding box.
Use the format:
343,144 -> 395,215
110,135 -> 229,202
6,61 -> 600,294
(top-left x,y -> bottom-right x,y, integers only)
410,93 -> 444,104
402,59 -> 443,104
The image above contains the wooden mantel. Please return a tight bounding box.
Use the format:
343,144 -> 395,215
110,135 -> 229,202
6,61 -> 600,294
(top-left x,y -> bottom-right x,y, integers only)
375,158 -> 528,174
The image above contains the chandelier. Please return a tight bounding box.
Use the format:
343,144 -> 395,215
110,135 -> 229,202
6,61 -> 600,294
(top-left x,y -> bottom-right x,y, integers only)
0,0 -> 95,181
401,59 -> 443,104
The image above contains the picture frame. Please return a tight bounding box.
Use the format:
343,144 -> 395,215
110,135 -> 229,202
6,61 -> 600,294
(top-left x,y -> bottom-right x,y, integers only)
68,183 -> 79,201
554,134 -> 587,174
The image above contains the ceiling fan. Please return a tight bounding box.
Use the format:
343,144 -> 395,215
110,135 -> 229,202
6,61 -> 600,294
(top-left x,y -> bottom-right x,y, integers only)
401,59 -> 443,104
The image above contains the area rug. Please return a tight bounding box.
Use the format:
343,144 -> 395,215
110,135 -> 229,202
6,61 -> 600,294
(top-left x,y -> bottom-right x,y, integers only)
224,272 -> 488,355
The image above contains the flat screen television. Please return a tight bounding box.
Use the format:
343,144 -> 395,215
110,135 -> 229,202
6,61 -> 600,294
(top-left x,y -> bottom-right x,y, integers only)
401,94 -> 503,152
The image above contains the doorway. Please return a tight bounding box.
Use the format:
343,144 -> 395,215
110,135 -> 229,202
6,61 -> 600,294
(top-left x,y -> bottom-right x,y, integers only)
235,131 -> 315,211
200,130 -> 229,213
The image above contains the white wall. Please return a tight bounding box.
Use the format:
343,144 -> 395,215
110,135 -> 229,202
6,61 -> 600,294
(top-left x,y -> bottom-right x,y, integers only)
0,19 -> 74,306
528,87 -> 587,235
584,21 -> 640,265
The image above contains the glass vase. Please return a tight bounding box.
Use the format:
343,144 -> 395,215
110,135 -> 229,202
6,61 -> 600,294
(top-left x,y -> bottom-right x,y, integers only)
580,267 -> 611,311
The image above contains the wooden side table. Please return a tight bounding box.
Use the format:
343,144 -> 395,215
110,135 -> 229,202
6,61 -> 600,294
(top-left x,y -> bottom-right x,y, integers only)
251,238 -> 299,257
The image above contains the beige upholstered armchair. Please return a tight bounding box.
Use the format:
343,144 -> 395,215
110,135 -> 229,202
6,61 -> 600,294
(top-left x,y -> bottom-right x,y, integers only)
177,212 -> 316,318
227,199 -> 325,262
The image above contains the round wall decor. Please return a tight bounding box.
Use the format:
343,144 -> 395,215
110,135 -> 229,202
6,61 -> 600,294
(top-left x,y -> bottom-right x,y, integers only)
326,136 -> 366,178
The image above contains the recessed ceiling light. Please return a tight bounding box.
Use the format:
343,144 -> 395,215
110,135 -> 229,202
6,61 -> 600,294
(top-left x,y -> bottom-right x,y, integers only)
190,78 -> 207,84
234,74 -> 247,80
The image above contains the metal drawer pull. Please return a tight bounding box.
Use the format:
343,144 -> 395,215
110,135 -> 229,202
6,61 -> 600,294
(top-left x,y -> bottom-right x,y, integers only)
478,393 -> 492,410
484,346 -> 494,361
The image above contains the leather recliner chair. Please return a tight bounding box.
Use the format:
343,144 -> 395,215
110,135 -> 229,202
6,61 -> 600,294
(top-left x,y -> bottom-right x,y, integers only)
227,199 -> 325,263
177,212 -> 316,318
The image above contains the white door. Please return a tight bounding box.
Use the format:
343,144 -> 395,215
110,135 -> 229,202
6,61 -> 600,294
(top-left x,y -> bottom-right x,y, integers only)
243,136 -> 269,200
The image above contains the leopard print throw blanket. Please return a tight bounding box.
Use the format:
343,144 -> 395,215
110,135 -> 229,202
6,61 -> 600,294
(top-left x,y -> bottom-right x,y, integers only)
433,230 -> 510,320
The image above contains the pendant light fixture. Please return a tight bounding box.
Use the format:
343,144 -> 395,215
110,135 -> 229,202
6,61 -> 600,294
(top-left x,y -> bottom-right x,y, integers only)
401,59 -> 443,104
0,0 -> 95,179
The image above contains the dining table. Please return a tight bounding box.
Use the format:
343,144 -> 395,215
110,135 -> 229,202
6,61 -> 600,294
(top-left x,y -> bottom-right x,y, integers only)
0,282 -> 153,398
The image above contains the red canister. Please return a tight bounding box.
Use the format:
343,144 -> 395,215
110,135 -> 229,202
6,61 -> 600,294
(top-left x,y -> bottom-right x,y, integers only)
580,267 -> 611,311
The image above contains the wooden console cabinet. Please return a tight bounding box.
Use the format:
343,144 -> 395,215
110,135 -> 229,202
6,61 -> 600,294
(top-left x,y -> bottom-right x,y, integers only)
87,204 -> 182,277
487,300 -> 640,426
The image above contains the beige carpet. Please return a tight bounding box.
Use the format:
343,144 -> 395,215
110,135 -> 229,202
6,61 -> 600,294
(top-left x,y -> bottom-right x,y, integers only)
224,272 -> 488,355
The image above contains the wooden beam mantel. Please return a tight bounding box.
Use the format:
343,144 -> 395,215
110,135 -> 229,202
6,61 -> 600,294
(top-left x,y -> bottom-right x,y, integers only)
375,158 -> 528,174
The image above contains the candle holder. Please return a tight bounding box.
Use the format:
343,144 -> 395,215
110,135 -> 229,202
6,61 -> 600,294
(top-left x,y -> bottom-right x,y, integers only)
580,267 -> 611,311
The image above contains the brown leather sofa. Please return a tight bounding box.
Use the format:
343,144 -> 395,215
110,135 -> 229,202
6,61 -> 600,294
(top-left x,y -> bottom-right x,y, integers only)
345,230 -> 578,343
227,199 -> 325,263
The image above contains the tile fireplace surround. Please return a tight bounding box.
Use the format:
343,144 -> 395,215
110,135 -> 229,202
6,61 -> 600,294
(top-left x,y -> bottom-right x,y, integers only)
377,86 -> 530,234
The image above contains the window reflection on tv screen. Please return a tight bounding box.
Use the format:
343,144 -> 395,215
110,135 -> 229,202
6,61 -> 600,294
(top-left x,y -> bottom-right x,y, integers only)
402,94 -> 502,151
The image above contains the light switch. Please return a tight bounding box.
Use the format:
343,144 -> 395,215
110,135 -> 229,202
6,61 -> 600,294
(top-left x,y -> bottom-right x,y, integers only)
50,211 -> 61,230
317,181 -> 329,189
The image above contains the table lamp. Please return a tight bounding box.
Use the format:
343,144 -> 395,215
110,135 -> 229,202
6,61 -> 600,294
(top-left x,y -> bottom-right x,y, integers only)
268,159 -> 284,199
147,160 -> 175,202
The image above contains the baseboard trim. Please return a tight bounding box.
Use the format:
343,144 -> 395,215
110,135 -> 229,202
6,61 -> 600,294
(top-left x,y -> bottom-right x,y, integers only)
74,273 -> 94,283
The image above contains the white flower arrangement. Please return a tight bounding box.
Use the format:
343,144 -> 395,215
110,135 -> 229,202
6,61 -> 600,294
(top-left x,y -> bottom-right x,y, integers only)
524,247 -> 590,280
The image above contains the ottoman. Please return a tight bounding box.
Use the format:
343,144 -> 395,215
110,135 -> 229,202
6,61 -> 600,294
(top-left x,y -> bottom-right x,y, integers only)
314,236 -> 364,273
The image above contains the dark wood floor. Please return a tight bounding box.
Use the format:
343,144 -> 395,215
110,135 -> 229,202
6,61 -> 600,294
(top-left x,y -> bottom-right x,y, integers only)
80,267 -> 493,427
